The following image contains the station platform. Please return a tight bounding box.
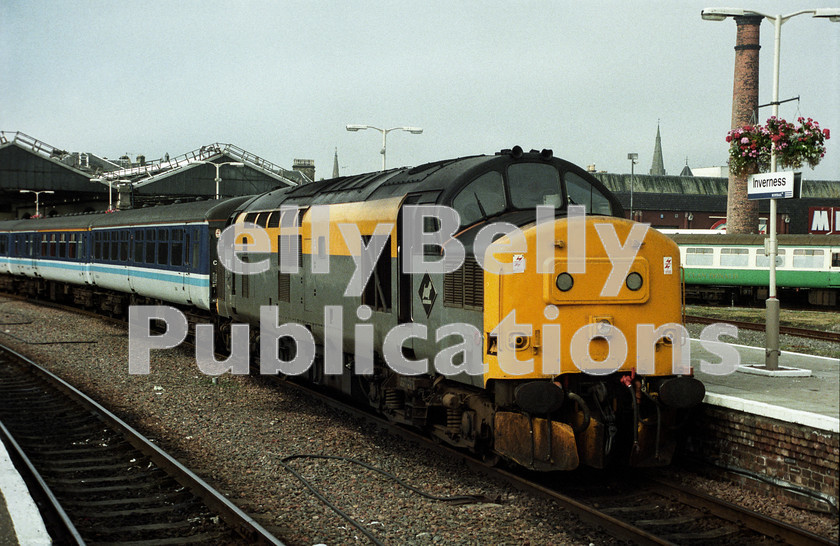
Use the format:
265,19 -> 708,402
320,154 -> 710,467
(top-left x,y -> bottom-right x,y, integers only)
691,339 -> 840,431
0,437 -> 51,545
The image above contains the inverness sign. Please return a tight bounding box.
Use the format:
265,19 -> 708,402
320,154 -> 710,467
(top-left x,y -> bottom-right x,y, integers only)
747,171 -> 800,200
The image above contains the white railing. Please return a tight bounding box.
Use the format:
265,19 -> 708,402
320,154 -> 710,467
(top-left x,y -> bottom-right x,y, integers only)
99,142 -> 307,185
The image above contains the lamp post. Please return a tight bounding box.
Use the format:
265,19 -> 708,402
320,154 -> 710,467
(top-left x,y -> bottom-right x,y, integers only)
19,189 -> 54,218
194,161 -> 245,199
702,7 -> 839,370
90,178 -> 126,212
346,125 -> 423,171
627,153 -> 638,220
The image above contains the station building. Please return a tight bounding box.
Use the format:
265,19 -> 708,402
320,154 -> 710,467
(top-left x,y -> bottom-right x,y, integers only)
2,129 -> 837,233
0,132 -> 313,220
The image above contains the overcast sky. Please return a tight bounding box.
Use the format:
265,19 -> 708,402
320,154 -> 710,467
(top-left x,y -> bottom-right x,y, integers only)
2,1 -> 838,181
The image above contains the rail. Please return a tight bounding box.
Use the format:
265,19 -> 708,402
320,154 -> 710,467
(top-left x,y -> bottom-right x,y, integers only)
0,343 -> 285,545
685,314 -> 840,343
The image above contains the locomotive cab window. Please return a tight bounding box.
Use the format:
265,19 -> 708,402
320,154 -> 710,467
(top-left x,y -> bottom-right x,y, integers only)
564,172 -> 612,215
452,171 -> 505,226
508,163 -> 562,209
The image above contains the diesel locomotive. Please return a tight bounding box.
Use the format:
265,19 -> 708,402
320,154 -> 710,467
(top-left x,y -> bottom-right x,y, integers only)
0,147 -> 705,470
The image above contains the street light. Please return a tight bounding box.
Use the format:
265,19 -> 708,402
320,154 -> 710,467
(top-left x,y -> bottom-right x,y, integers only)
702,6 -> 839,370
19,190 -> 54,218
90,178 -> 127,212
346,124 -> 423,171
627,153 -> 638,220
194,161 -> 245,199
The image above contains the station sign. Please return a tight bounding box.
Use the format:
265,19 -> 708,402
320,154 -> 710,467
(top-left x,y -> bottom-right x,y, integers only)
747,171 -> 800,200
809,206 -> 840,235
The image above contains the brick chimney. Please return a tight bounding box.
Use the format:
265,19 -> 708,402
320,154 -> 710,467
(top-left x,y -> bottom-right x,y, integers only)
726,15 -> 762,234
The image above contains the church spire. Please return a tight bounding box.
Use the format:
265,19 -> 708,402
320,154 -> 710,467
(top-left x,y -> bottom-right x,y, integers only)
332,147 -> 340,178
649,122 -> 666,176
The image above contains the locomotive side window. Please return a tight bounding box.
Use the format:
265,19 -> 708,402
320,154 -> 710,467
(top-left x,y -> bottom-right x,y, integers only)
361,235 -> 391,312
833,253 -> 840,267
564,172 -> 612,215
509,163 -> 561,209
452,171 -> 505,226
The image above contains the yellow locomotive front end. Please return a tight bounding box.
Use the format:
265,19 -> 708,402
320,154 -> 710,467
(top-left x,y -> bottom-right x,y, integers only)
483,214 -> 703,470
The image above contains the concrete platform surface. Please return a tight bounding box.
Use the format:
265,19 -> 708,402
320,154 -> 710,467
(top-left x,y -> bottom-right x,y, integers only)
691,339 -> 840,432
0,438 -> 51,545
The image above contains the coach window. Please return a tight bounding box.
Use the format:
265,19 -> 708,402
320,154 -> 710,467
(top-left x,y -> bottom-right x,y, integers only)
49,233 -> 57,257
133,230 -> 143,263
58,233 -> 66,258
118,231 -> 127,262
793,248 -> 823,269
41,234 -> 48,257
157,229 -> 169,265
184,231 -> 191,268
171,229 -> 183,267
144,229 -> 154,264
267,211 -> 280,228
720,247 -> 748,267
756,249 -> 785,268
686,248 -> 713,266
109,232 -> 118,262
68,233 -> 76,259
452,171 -> 505,227
192,229 -> 200,270
564,172 -> 612,215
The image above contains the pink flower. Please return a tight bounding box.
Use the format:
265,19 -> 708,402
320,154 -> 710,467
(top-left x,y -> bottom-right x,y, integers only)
741,137 -> 750,144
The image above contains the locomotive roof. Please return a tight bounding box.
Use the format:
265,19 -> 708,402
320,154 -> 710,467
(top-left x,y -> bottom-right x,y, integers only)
241,149 -> 612,211
0,196 -> 251,232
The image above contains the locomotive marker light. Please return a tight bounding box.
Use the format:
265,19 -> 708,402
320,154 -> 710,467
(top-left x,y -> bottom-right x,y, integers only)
702,6 -> 839,370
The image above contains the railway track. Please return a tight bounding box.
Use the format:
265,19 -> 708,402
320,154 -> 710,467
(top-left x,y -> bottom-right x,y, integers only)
2,295 -> 835,544
0,343 -> 283,545
685,314 -> 840,343
275,377 -> 835,545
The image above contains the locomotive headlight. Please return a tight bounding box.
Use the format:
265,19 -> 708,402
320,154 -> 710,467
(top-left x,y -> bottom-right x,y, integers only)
555,272 -> 574,292
625,272 -> 643,291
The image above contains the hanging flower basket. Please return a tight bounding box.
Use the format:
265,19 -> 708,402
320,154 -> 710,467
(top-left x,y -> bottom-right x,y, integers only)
726,116 -> 830,176
726,124 -> 771,176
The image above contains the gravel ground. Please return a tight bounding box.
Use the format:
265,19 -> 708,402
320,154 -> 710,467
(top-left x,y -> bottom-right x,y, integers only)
685,322 -> 840,360
1,297 -> 836,544
0,298 -> 613,545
